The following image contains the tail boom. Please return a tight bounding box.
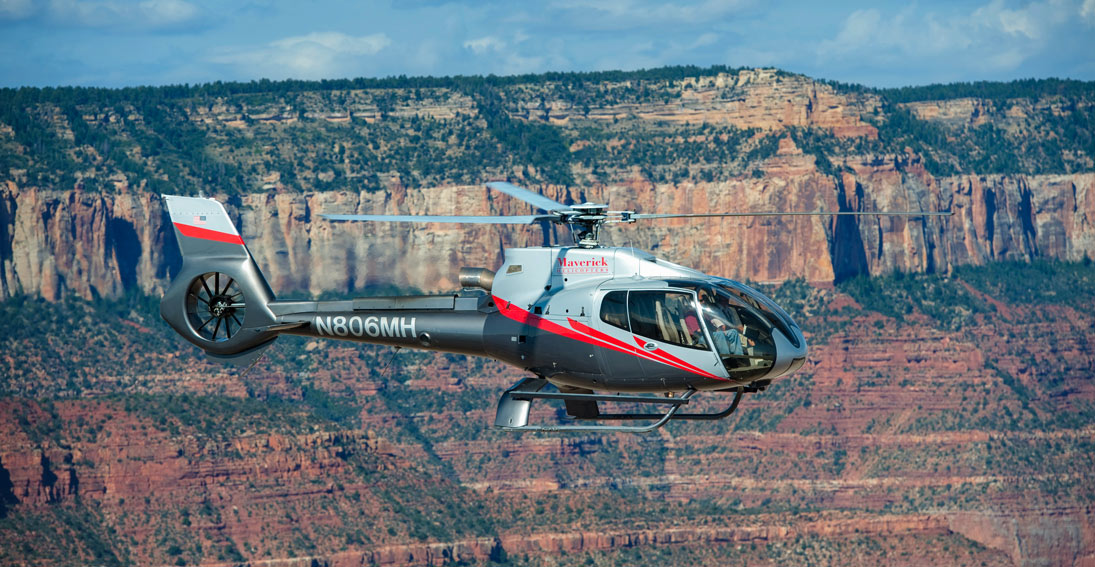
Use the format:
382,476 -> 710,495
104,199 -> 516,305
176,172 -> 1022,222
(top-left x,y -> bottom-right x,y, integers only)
270,296 -> 491,357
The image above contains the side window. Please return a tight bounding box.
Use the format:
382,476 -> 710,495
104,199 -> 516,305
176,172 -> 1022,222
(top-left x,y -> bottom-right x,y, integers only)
599,291 -> 629,331
628,291 -> 708,350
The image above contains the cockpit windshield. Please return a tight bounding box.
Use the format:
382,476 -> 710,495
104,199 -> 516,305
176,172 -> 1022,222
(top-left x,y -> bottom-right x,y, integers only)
696,286 -> 776,380
712,279 -> 802,349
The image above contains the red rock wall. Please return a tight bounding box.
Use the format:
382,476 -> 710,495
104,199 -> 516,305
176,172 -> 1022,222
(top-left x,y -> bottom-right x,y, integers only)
1,279 -> 1093,565
2,167 -> 1093,300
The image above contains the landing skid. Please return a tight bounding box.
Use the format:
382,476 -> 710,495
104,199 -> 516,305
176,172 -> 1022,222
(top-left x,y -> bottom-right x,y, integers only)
493,378 -> 744,433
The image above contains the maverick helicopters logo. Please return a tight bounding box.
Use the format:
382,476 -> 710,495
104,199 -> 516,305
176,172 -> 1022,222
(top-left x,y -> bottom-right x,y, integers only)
554,256 -> 610,275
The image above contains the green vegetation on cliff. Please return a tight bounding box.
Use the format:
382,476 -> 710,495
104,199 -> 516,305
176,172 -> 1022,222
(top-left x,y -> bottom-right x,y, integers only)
2,67 -> 1093,195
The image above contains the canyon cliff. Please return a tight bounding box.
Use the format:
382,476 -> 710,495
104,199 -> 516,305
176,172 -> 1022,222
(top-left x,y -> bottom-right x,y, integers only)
2,167 -> 1092,301
2,265 -> 1094,566
2,67 -> 1094,567
2,67 -> 1093,300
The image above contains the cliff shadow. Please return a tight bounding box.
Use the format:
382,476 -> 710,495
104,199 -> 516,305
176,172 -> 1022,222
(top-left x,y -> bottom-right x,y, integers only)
156,208 -> 183,283
108,218 -> 142,290
830,177 -> 870,284
0,457 -> 18,518
0,195 -> 14,295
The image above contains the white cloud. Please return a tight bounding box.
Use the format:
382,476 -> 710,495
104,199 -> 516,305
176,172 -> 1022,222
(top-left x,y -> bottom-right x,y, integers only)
818,0 -> 1089,75
998,8 -> 1040,37
46,0 -> 115,27
459,26 -> 593,76
547,0 -> 751,30
498,53 -> 548,75
211,31 -> 392,80
460,32 -> 561,75
970,0 -> 1068,39
463,35 -> 505,54
824,8 -> 883,53
820,7 -> 952,58
0,0 -> 35,20
138,0 -> 198,27
1079,0 -> 1095,23
726,45 -> 782,67
270,31 -> 390,57
34,0 -> 201,29
986,47 -> 1028,68
689,32 -> 719,50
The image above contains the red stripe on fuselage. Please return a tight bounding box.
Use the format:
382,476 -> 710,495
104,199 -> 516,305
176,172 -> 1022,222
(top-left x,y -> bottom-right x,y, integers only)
495,298 -> 656,363
173,222 -> 245,246
493,296 -> 726,381
567,317 -> 722,380
569,319 -> 722,383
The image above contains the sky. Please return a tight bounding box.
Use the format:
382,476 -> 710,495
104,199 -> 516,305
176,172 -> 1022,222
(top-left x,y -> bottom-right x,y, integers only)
0,0 -> 1093,89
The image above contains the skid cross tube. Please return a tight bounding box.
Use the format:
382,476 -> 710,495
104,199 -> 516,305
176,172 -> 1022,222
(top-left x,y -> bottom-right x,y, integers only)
509,391 -> 693,405
577,386 -> 743,421
494,378 -> 703,433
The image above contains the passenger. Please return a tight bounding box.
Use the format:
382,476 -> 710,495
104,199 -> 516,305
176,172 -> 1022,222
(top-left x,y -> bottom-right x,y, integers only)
683,300 -> 701,340
692,291 -> 711,329
665,293 -> 700,346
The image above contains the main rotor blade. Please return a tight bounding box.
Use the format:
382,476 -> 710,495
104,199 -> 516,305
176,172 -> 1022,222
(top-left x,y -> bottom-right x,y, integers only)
631,211 -> 953,220
322,213 -> 559,225
486,181 -> 567,213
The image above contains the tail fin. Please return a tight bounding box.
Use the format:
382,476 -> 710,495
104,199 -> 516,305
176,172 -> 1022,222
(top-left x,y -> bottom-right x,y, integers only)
160,195 -> 278,365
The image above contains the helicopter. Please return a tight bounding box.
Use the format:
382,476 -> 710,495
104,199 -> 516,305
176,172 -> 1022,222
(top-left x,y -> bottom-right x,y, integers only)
160,182 -> 948,432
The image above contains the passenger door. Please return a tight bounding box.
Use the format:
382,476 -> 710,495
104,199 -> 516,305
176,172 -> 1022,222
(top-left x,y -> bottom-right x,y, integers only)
626,290 -> 725,385
592,290 -> 646,386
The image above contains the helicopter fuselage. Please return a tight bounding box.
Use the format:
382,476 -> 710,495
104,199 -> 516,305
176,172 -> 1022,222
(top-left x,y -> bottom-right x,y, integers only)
274,246 -> 808,393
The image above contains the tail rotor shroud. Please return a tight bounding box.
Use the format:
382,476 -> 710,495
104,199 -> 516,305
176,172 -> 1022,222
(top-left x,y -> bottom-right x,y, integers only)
186,272 -> 247,342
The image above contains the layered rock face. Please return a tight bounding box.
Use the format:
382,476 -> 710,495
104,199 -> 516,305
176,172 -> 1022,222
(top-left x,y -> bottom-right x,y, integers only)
2,166 -> 1092,300
520,68 -> 882,138
2,69 -> 1093,567
0,182 -> 177,300
2,68 -> 1091,300
1,271 -> 1093,566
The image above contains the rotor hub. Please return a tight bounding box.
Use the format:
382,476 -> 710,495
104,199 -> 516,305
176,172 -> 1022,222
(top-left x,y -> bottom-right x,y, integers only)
210,297 -> 231,317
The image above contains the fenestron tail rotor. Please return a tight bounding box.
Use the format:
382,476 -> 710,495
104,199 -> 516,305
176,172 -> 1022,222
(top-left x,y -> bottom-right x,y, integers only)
186,272 -> 247,343
321,181 -> 952,248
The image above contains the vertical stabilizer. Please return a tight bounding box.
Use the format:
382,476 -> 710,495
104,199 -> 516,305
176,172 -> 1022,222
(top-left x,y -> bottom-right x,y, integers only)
164,195 -> 250,258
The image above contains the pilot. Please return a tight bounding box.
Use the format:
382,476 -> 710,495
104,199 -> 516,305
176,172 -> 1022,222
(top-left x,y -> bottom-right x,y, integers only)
708,311 -> 749,357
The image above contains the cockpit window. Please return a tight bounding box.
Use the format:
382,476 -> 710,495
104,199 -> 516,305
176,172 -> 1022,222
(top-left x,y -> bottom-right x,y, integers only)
627,290 -> 709,350
599,290 -> 629,332
714,279 -> 801,348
